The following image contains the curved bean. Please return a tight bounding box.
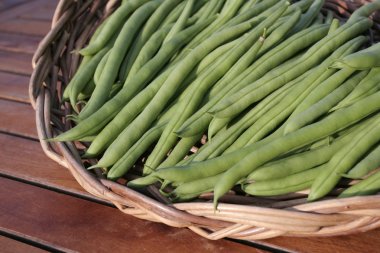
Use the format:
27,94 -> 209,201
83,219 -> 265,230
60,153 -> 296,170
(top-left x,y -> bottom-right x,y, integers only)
79,1 -> 162,120
95,21 -> 254,168
211,18 -> 372,119
243,165 -> 325,197
308,113 -> 380,201
214,90 -> 380,208
80,0 -> 151,55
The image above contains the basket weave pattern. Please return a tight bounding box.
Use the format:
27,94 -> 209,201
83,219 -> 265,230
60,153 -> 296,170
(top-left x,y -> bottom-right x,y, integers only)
29,0 -> 380,240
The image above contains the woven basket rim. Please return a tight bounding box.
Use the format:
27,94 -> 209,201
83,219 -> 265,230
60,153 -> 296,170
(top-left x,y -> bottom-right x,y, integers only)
29,0 -> 380,241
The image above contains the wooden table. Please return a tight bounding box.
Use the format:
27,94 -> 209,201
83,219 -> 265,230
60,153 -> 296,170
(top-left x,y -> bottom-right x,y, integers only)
1,1 -> 380,252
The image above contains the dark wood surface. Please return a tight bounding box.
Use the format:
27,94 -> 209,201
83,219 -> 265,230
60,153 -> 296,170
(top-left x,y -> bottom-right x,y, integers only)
1,1 -> 380,252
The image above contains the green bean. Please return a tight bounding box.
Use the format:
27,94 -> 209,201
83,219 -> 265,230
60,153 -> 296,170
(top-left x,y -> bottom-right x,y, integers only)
163,0 -> 194,44
196,38 -> 240,73
93,50 -> 110,86
243,165 -> 325,197
84,67 -> 172,157
52,17 -> 215,143
124,24 -> 173,83
213,90 -> 380,208
78,1 -> 162,120
184,0 -> 246,50
328,19 -> 340,34
311,13 -> 324,25
194,68 -> 309,162
258,9 -> 301,54
207,117 -> 230,140
161,1 -> 186,26
231,66 -> 337,149
284,0 -> 314,15
128,132 -> 280,187
205,32 -> 266,98
288,0 -> 324,35
94,21 -> 255,169
76,79 -> 95,101
106,121 -> 167,180
332,68 -> 380,111
158,134 -> 203,169
238,0 -> 257,14
80,0 -> 151,55
144,4 -> 288,171
308,113 -> 380,201
348,0 -> 380,23
120,0 -> 183,82
340,170 -> 380,198
284,70 -> 369,134
223,0 -> 278,27
62,55 -> 92,101
347,144 -> 380,179
177,24 -> 330,138
324,10 -> 334,24
288,67 -> 356,121
68,47 -> 110,111
211,17 -> 372,119
331,42 -> 380,70
248,119 -> 372,181
171,174 -> 221,199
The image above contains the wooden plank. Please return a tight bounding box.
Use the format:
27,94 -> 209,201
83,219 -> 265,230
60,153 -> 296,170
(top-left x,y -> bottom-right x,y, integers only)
262,231 -> 380,253
0,32 -> 41,54
0,0 -> 29,13
0,99 -> 37,138
0,50 -> 32,75
0,236 -> 48,253
0,72 -> 30,102
0,0 -> 56,23
0,18 -> 51,37
0,133 -> 92,199
0,177 -> 265,253
19,5 -> 55,21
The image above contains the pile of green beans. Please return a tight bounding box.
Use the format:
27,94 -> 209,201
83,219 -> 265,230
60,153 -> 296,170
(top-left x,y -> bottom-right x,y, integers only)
55,0 -> 380,209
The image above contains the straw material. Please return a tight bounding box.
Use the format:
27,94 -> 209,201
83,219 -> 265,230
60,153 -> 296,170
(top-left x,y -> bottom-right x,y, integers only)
30,0 -> 380,241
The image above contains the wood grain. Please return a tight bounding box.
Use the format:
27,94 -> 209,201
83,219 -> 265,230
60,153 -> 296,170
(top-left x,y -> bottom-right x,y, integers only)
0,0 -> 56,23
0,71 -> 30,102
262,232 -> 380,253
0,32 -> 41,54
0,177 -> 266,253
0,50 -> 32,75
0,236 -> 47,253
19,4 -> 56,21
0,133 -> 93,198
0,0 -> 29,13
0,18 -> 51,37
0,99 -> 37,138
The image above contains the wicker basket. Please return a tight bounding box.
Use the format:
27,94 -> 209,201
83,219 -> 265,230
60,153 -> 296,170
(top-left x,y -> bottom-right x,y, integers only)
29,0 -> 380,240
